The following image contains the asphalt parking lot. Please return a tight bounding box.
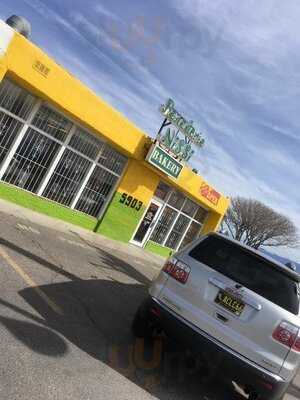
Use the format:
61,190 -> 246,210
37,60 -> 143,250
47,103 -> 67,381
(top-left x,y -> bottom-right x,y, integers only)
0,203 -> 299,400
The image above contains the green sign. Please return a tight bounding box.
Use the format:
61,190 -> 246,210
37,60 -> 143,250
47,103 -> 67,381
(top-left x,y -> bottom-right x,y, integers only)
160,99 -> 205,147
160,127 -> 194,161
147,144 -> 183,179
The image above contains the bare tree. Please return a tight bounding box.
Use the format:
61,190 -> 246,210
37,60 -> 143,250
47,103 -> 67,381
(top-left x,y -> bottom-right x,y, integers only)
222,197 -> 299,249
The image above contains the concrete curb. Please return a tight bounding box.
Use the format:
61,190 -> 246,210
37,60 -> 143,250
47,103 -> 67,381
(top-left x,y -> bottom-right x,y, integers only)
0,198 -> 166,268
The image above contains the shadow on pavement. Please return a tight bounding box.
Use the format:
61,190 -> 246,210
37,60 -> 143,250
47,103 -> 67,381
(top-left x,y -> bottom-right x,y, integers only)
0,235 -> 151,286
0,237 -> 80,281
0,315 -> 68,357
70,231 -> 152,285
1,279 -> 245,400
0,231 -> 297,399
88,246 -> 150,285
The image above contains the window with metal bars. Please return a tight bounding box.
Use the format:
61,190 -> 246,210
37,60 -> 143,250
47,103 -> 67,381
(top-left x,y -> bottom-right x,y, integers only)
43,149 -> 92,207
69,127 -> 104,160
98,143 -> 127,175
194,206 -> 208,223
149,184 -> 208,250
0,112 -> 23,165
154,181 -> 171,201
165,214 -> 190,249
0,79 -> 127,219
0,79 -> 36,120
150,206 -> 178,245
182,198 -> 199,217
167,190 -> 185,210
3,128 -> 61,193
75,165 -> 118,217
178,221 -> 202,251
31,105 -> 72,142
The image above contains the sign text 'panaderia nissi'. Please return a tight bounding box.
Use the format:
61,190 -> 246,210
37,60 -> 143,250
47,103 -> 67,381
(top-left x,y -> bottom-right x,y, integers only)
146,99 -> 205,179
160,99 -> 205,147
157,99 -> 205,163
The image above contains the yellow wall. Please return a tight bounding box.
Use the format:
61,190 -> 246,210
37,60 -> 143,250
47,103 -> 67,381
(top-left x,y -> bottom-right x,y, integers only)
118,160 -> 228,235
201,212 -> 224,236
0,53 -> 6,81
6,33 -> 148,159
143,162 -> 230,215
118,160 -> 159,204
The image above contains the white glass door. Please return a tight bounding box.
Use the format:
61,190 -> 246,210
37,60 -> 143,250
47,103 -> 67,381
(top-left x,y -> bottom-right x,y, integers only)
130,199 -> 163,247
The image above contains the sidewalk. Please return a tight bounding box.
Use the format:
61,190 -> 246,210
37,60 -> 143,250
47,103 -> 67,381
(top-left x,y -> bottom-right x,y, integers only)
0,198 -> 166,269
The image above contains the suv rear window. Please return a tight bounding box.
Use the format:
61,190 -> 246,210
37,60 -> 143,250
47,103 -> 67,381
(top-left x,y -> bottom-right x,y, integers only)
189,236 -> 299,315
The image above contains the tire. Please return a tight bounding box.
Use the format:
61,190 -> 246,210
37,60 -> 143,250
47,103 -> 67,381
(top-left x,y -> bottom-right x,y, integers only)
131,309 -> 152,338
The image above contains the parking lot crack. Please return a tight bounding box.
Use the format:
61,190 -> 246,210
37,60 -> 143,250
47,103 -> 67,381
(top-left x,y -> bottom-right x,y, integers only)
68,290 -> 102,333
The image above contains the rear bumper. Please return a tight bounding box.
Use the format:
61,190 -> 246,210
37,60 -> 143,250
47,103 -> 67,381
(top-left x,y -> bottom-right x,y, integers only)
141,296 -> 289,400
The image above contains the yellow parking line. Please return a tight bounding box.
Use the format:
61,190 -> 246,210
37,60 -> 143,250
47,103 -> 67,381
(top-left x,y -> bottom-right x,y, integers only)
0,246 -> 63,315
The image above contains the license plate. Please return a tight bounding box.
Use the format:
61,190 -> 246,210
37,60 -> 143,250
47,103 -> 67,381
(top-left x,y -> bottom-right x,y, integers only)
215,290 -> 245,316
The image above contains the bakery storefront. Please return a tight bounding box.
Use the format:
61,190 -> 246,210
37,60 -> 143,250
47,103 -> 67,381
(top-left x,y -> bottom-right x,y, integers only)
0,19 -> 229,257
131,182 -> 208,251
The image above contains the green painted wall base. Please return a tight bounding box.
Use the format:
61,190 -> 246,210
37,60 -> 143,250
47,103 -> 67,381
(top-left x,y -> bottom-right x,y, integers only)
145,240 -> 173,258
0,182 -> 96,230
96,191 -> 145,242
0,183 -> 177,260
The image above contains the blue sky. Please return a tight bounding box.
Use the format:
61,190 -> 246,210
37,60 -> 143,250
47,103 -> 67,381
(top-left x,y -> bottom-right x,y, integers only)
1,0 -> 300,261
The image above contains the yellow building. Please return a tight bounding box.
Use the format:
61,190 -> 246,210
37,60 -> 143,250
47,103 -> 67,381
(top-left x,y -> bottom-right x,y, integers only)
0,19 -> 229,257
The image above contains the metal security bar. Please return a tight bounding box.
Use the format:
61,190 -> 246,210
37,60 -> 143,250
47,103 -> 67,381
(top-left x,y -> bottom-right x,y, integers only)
69,127 -> 104,160
149,182 -> 209,250
43,149 -> 92,206
182,198 -> 199,217
31,104 -> 72,142
154,181 -> 171,201
3,128 -> 61,192
0,79 -> 36,120
165,214 -> 190,249
75,165 -> 118,217
194,206 -> 208,223
0,78 -> 127,220
150,206 -> 178,245
178,221 -> 202,251
168,190 -> 185,210
98,143 -> 127,175
0,112 -> 23,166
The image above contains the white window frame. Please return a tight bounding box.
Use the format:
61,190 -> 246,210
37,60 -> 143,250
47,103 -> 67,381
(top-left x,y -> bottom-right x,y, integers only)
146,186 -> 209,251
130,198 -> 164,247
0,81 -> 128,221
0,99 -> 42,180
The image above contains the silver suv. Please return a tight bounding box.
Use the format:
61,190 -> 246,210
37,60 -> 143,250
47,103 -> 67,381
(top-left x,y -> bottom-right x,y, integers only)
132,233 -> 300,400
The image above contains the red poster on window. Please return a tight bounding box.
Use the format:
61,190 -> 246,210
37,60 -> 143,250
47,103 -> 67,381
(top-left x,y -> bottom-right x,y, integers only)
200,183 -> 221,206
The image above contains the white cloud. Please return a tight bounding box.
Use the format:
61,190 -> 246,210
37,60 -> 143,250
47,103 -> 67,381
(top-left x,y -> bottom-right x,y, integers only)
54,47 -> 164,136
23,1 -> 172,132
250,145 -> 300,171
94,3 -> 119,20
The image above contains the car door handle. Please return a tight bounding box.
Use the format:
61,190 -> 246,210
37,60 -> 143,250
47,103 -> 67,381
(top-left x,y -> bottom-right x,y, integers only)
208,277 -> 262,311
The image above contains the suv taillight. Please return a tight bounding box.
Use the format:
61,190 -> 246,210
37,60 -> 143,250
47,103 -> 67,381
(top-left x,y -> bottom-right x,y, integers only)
272,321 -> 300,351
162,258 -> 190,284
